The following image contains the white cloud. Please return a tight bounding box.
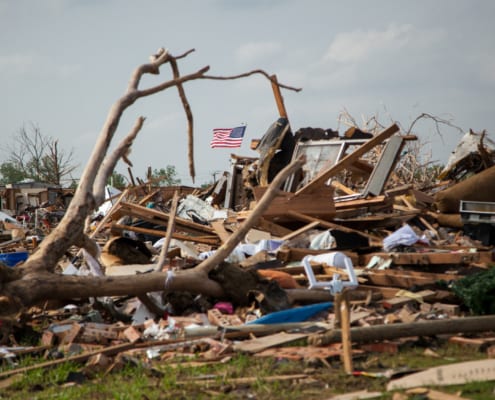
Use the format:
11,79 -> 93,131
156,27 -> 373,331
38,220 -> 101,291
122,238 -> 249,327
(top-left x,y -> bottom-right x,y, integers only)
323,23 -> 443,64
236,41 -> 282,65
478,54 -> 495,85
0,53 -> 34,74
145,112 -> 183,131
0,52 -> 80,78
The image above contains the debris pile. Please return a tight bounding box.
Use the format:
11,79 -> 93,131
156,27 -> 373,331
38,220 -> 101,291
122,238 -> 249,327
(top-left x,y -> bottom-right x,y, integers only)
1,118 -> 495,395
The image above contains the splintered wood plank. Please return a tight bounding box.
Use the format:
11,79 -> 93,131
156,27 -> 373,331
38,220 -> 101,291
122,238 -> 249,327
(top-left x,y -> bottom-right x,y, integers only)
387,359 -> 495,390
381,290 -> 436,310
331,180 -> 359,195
254,343 -> 355,360
233,332 -> 309,354
111,223 -> 220,246
252,188 -> 335,222
210,220 -> 231,243
334,195 -> 389,210
276,247 -> 359,264
176,374 -> 309,386
296,124 -> 399,195
286,210 -> 380,243
358,284 -> 401,299
280,221 -> 320,241
363,270 -> 463,288
270,74 -> 288,119
116,201 -> 215,235
411,188 -> 435,205
253,217 -> 293,237
328,390 -> 385,400
339,292 -> 353,374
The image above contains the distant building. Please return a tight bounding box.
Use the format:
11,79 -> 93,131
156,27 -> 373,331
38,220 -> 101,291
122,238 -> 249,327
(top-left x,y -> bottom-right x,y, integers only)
0,181 -> 74,215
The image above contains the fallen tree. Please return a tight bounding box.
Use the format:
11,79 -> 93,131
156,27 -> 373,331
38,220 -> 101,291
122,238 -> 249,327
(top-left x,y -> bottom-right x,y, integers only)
0,47 -> 302,316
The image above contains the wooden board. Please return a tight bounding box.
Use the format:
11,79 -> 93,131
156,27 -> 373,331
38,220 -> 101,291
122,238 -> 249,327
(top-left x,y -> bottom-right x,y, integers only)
387,359 -> 495,390
287,210 -> 379,243
254,344 -> 364,361
114,201 -> 215,236
381,290 -> 436,310
210,220 -> 231,243
280,221 -> 320,241
252,188 -> 335,222
327,390 -> 385,400
276,247 -> 359,264
363,269 -> 463,288
233,332 -> 309,354
253,217 -> 293,238
111,223 -> 220,246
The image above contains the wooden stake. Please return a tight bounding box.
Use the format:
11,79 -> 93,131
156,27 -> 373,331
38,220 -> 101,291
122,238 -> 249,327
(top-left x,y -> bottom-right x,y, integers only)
156,190 -> 180,271
340,290 -> 353,374
270,74 -> 288,119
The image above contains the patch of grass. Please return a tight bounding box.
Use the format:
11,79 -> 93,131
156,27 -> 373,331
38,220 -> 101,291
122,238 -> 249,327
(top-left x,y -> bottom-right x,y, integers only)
1,340 -> 494,399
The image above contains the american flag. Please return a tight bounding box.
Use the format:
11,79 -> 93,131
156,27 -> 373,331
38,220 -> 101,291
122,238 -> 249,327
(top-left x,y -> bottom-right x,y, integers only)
210,125 -> 246,148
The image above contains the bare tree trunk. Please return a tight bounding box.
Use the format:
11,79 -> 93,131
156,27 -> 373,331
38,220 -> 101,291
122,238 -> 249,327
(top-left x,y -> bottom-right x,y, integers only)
0,47 -> 301,317
0,157 -> 303,314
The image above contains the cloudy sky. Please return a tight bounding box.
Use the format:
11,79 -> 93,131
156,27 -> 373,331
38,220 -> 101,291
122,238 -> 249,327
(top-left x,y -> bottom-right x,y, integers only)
1,0 -> 494,186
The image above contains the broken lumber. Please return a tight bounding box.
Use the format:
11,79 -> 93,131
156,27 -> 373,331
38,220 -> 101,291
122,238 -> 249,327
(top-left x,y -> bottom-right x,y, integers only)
233,331 -> 309,353
0,342 -> 136,380
387,359 -> 495,390
114,201 -> 215,236
287,210 -> 381,244
111,223 -> 220,246
252,187 -> 336,222
363,269 -> 463,289
156,190 -> 180,270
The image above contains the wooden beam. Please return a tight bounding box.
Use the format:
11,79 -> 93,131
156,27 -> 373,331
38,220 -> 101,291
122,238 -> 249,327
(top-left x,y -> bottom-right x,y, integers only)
334,195 -> 390,210
210,220 -> 232,244
280,221 -> 320,241
363,269 -> 463,288
381,290 -> 436,310
287,210 -> 381,243
254,217 -> 293,238
330,180 -> 359,195
111,223 -> 220,246
340,291 -> 353,374
233,332 -> 308,353
357,284 -> 401,299
296,124 -> 399,196
253,188 -> 335,223
276,247 -> 359,265
156,190 -> 180,271
270,74 -> 288,119
138,189 -> 161,206
115,201 -> 215,236
388,359 -> 495,391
